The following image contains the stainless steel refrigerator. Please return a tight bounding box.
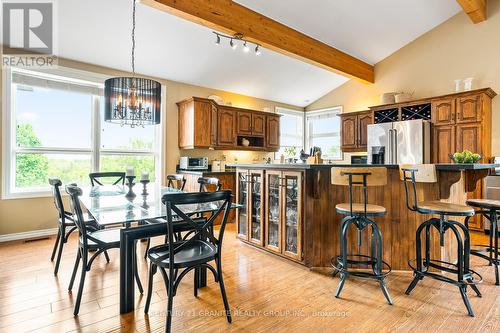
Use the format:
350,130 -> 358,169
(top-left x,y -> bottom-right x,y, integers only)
367,119 -> 431,164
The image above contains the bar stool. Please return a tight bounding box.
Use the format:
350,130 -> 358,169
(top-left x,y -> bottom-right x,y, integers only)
331,167 -> 393,305
166,174 -> 186,190
400,164 -> 482,316
198,177 -> 222,192
465,199 -> 499,285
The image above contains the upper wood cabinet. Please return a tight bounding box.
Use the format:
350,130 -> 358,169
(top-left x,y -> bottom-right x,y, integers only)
237,111 -> 266,137
237,111 -> 253,136
456,123 -> 482,154
340,110 -> 372,152
217,107 -> 237,147
177,97 -> 281,151
432,98 -> 455,125
177,97 -> 218,149
266,115 -> 280,149
357,112 -> 372,148
252,113 -> 266,137
457,94 -> 482,123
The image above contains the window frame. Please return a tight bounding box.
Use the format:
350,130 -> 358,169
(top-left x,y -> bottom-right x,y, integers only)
2,67 -> 164,199
305,106 -> 343,161
275,107 -> 305,158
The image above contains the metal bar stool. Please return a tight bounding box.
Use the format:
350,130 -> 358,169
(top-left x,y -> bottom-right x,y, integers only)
465,199 -> 499,285
166,174 -> 187,190
400,164 -> 482,316
331,167 -> 393,305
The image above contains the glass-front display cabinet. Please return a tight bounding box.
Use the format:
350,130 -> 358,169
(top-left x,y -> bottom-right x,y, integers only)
236,170 -> 249,240
236,169 -> 264,245
265,170 -> 303,261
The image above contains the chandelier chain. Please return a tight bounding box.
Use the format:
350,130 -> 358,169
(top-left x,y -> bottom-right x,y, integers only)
132,0 -> 136,76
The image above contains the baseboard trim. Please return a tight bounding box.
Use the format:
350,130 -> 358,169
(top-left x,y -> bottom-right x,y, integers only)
0,228 -> 59,243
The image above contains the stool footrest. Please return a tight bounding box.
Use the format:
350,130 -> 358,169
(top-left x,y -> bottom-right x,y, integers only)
470,244 -> 500,265
408,258 -> 483,286
332,254 -> 391,279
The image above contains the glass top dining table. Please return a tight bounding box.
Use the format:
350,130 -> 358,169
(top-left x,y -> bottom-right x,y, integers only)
80,184 -> 241,226
78,183 -> 241,314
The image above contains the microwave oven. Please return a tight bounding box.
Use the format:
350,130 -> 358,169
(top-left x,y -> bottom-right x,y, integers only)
179,157 -> 208,170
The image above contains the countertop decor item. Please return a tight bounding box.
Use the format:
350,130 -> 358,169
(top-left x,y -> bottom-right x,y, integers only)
381,92 -> 397,104
394,92 -> 413,103
450,150 -> 481,164
207,95 -> 224,105
104,0 -> 161,128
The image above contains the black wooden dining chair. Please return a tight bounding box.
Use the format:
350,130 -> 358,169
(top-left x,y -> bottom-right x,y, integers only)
143,174 -> 187,259
198,177 -> 221,192
49,178 -> 100,275
65,184 -> 143,315
144,190 -> 233,333
89,172 -> 126,186
167,174 -> 186,190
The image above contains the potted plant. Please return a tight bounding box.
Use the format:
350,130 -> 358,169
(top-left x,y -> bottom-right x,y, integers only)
284,147 -> 298,164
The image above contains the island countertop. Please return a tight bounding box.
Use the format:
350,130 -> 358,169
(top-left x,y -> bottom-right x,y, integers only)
227,163 -> 499,170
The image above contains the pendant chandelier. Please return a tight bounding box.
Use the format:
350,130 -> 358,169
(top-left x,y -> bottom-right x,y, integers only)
104,0 -> 161,128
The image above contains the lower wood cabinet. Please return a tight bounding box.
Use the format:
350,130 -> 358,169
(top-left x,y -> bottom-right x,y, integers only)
433,125 -> 455,163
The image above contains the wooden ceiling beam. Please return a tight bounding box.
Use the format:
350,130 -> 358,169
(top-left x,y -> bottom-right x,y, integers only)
141,0 -> 375,83
456,0 -> 487,24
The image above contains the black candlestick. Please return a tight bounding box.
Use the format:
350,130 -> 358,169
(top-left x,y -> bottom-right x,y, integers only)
140,179 -> 150,196
125,176 -> 136,199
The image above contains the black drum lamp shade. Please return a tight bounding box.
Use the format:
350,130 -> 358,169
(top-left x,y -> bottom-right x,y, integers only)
104,77 -> 161,127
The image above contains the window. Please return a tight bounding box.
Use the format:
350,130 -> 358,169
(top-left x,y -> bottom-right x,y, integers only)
306,107 -> 343,160
276,107 -> 304,158
2,68 -> 162,198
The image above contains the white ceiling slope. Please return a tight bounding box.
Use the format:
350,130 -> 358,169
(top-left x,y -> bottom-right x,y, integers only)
236,0 -> 462,65
56,0 -> 460,107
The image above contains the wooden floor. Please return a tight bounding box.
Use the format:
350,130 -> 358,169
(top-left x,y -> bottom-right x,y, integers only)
0,225 -> 498,333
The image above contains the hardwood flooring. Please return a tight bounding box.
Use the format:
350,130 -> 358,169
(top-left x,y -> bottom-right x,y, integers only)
0,225 -> 498,332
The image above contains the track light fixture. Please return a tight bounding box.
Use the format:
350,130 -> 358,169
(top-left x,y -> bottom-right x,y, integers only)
213,31 -> 262,56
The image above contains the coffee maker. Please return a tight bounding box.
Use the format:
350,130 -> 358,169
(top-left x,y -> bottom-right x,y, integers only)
371,146 -> 385,165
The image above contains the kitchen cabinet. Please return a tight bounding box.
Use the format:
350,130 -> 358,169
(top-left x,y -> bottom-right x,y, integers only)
340,110 -> 372,152
457,94 -> 482,123
237,111 -> 252,136
264,170 -> 303,261
266,115 -> 281,150
432,98 -> 455,125
237,111 -> 265,137
236,169 -> 264,245
177,96 -> 280,151
217,107 -> 237,147
456,123 -> 482,155
433,125 -> 455,163
177,97 -> 218,149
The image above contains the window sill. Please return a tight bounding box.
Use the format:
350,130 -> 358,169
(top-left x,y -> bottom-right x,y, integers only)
2,190 -> 53,200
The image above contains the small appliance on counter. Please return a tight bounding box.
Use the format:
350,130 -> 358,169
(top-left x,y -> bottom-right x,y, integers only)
351,155 -> 368,165
179,156 -> 208,170
371,146 -> 385,165
211,160 -> 223,172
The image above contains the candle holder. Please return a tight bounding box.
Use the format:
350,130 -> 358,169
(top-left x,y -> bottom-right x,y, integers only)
125,176 -> 136,199
140,179 -> 150,196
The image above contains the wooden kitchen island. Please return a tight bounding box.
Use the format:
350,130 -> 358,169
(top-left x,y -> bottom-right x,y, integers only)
229,163 -> 497,271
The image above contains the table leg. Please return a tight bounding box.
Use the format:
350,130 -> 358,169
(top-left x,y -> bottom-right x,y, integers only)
120,230 -> 135,314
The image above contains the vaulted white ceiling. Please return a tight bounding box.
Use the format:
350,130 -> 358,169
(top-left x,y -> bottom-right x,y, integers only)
235,0 -> 462,64
56,0 -> 461,107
